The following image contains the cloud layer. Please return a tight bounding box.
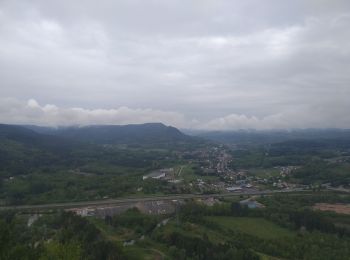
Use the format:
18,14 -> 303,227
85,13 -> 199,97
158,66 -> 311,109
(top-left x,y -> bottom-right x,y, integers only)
1,98 -> 350,130
0,0 -> 349,129
0,98 -> 188,127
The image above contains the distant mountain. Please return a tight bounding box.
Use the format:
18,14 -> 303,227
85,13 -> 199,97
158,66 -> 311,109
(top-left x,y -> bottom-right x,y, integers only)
0,124 -> 80,150
25,123 -> 191,145
0,123 -> 196,177
196,129 -> 350,145
0,124 -> 40,143
0,124 -> 86,176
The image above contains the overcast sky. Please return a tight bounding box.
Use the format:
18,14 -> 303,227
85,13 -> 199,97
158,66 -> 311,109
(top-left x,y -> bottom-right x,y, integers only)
1,0 -> 349,129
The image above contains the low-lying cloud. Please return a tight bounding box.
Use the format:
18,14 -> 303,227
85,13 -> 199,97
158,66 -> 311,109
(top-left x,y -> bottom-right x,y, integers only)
1,98 -> 350,130
0,98 -> 188,128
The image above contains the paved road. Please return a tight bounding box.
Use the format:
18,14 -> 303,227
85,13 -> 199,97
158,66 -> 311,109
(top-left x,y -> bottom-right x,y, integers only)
327,187 -> 350,193
178,166 -> 184,177
0,188 -> 306,211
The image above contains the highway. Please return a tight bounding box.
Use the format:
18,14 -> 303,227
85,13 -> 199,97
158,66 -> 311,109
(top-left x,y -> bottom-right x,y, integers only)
0,188 -> 307,211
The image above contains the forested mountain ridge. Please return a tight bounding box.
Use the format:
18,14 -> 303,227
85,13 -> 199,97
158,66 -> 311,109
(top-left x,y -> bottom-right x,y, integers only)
24,123 -> 191,144
0,123 -> 198,179
0,124 -> 85,177
196,129 -> 350,145
0,124 -> 80,149
0,123 -> 200,204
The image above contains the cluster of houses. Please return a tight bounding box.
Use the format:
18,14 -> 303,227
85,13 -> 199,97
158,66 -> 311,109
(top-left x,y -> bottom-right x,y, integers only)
273,180 -> 290,189
277,166 -> 299,177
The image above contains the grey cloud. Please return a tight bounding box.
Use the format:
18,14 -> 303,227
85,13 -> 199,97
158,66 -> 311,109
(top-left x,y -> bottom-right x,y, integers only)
0,0 -> 349,129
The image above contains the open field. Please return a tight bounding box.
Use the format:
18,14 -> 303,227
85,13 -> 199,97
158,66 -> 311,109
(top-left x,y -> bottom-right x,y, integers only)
313,203 -> 350,215
248,167 -> 280,178
206,216 -> 295,239
180,164 -> 219,182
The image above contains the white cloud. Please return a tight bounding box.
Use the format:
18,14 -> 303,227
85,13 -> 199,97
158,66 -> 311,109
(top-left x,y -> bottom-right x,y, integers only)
0,98 -> 188,127
201,106 -> 350,130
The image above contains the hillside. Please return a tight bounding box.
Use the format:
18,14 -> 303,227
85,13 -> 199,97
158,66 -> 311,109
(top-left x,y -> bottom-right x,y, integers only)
0,124 -> 85,177
196,129 -> 350,145
0,124 -> 80,149
0,124 -> 43,144
0,123 -> 197,180
25,123 -> 191,145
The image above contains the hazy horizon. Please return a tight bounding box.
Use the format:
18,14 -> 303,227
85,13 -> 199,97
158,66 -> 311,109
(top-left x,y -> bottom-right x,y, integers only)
1,0 -> 350,130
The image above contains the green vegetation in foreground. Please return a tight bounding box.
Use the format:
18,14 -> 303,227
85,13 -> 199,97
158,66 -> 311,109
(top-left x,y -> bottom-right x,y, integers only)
206,216 -> 294,239
2,193 -> 350,259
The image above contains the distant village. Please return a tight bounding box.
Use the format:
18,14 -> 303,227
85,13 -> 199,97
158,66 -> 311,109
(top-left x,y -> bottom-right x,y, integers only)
140,145 -> 305,195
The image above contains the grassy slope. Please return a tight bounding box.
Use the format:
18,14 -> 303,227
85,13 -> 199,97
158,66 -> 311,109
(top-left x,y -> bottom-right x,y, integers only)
206,216 -> 294,239
89,215 -> 295,259
88,216 -> 170,259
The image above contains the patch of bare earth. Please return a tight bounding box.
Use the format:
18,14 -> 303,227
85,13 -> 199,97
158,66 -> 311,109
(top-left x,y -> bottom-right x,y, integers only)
313,203 -> 350,215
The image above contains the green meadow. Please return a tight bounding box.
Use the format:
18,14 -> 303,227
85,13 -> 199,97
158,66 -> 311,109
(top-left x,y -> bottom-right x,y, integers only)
206,216 -> 295,239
